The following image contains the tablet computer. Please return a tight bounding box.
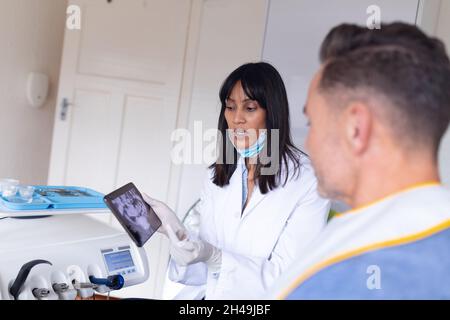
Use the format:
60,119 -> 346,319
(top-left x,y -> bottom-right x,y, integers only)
104,182 -> 162,247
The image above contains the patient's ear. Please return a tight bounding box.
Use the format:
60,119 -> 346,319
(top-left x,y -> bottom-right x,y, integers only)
343,102 -> 372,155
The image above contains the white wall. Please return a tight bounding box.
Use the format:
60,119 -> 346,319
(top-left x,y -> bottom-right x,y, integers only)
436,0 -> 450,39
435,0 -> 450,185
262,0 -> 419,150
0,0 -> 66,184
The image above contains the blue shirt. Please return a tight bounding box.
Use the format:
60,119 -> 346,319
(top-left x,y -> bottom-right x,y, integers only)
241,163 -> 248,212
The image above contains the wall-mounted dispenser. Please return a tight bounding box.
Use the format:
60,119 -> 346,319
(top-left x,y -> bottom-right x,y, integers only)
26,72 -> 49,108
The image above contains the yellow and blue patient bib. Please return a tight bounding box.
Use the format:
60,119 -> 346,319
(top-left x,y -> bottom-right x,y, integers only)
270,183 -> 450,300
285,221 -> 450,299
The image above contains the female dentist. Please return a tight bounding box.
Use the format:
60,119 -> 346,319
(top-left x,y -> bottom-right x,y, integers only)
144,62 -> 330,299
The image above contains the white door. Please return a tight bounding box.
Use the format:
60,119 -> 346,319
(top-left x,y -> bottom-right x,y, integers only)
48,0 -> 192,299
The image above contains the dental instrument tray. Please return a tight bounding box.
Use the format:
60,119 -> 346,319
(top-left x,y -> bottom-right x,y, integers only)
0,186 -> 107,211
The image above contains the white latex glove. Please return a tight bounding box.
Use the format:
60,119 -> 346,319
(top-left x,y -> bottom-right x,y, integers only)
142,194 -> 187,239
166,225 -> 222,269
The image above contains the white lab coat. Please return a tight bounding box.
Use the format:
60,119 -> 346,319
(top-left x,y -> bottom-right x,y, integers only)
169,154 -> 330,299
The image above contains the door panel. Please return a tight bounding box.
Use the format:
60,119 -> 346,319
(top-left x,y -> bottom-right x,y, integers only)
116,95 -> 172,200
65,89 -> 122,193
78,0 -> 190,84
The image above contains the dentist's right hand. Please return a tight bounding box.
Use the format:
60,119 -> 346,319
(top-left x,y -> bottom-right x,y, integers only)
142,194 -> 187,240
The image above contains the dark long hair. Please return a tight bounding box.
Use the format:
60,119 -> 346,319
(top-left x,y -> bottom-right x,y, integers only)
210,62 -> 303,194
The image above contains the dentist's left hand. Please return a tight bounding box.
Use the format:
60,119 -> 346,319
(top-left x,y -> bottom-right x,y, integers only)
143,194 -> 222,269
166,225 -> 222,268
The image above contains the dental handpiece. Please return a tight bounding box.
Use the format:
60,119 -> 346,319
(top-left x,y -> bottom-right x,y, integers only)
53,282 -> 78,300
71,279 -> 96,299
32,288 -> 50,300
52,283 -> 69,292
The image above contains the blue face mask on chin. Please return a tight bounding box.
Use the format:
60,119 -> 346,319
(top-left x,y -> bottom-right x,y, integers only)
229,130 -> 267,158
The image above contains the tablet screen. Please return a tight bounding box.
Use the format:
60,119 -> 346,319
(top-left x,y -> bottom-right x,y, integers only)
105,183 -> 161,247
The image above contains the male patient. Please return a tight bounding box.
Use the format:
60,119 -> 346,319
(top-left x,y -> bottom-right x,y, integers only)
269,22 -> 450,299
